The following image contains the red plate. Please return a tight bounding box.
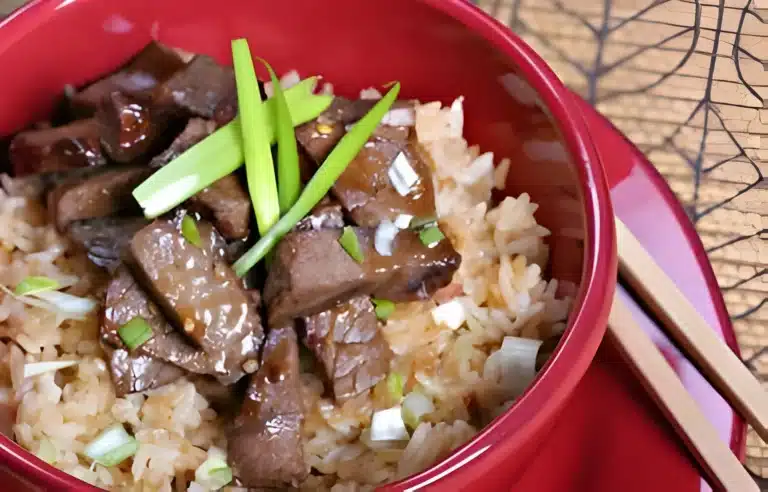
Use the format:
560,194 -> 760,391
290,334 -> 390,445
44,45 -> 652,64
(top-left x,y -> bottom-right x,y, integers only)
510,93 -> 746,492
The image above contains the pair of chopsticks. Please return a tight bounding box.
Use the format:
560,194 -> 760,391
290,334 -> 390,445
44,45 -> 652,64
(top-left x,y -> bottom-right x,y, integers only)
610,217 -> 767,492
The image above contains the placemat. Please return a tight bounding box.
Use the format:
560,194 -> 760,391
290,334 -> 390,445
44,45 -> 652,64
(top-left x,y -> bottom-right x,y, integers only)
477,0 -> 767,483
1,0 -> 766,485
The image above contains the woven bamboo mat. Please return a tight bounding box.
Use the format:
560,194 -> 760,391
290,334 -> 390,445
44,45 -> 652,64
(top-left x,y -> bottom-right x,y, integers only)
1,0 -> 766,485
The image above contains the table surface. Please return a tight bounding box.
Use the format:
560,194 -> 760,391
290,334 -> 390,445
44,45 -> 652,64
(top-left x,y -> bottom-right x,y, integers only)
1,0 -> 766,484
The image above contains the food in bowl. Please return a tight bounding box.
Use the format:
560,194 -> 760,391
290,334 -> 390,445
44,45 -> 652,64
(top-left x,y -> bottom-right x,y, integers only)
0,40 -> 571,491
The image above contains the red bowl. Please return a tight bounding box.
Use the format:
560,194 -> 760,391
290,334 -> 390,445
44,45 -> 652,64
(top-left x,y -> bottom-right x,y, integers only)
0,0 -> 617,490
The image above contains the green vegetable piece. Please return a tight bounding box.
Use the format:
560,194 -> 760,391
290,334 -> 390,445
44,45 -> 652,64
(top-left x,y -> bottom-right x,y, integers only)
181,215 -> 202,247
372,298 -> 395,320
232,83 -> 401,277
132,78 -> 332,219
419,226 -> 445,247
208,467 -> 233,488
232,39 -> 280,236
409,216 -> 438,229
338,226 -> 364,263
387,372 -> 404,401
118,317 -> 153,351
14,276 -> 60,296
257,59 -> 301,214
97,438 -> 139,467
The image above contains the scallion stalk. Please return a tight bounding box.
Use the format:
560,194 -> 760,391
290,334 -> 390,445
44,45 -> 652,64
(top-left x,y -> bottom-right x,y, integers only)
232,83 -> 401,277
15,276 -> 59,296
84,424 -> 139,467
232,39 -> 280,236
132,78 -> 332,219
338,226 -> 364,263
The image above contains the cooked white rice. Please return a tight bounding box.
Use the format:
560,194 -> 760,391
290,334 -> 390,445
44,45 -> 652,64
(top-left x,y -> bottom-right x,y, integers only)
0,81 -> 571,491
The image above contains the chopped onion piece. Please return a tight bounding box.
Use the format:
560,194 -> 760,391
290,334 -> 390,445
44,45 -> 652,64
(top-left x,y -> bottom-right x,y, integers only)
388,153 -> 419,196
30,290 -> 97,317
84,424 -> 138,467
485,336 -> 543,397
430,299 -> 466,330
24,360 -> 78,379
394,214 -> 413,229
195,456 -> 233,489
374,220 -> 399,256
402,391 -> 435,429
381,107 -> 415,127
370,406 -> 410,441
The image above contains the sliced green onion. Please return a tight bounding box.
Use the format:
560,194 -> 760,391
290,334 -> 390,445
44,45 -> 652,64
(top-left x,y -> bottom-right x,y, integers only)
23,360 -> 78,379
15,276 -> 59,296
181,215 -> 202,247
338,226 -> 364,263
195,457 -> 233,489
373,298 -> 395,320
84,424 -> 138,467
132,78 -> 332,219
402,391 -> 435,429
233,83 -> 401,277
118,317 -> 153,351
419,226 -> 445,247
232,39 -> 280,236
386,372 -> 404,402
257,59 -> 300,214
36,438 -> 56,464
409,216 -> 438,229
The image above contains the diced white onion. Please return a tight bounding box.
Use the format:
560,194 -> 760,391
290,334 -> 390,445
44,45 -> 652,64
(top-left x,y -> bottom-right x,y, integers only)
388,153 -> 419,196
374,221 -> 399,257
430,299 -> 466,330
370,406 -> 410,441
401,392 -> 435,429
455,152 -> 494,186
381,107 -> 416,127
23,360 -> 78,379
394,214 -> 413,229
30,290 -> 97,318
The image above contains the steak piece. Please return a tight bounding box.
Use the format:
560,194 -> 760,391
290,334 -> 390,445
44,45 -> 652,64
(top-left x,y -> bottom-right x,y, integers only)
156,55 -> 236,119
264,227 -> 461,325
227,325 -> 308,488
301,296 -> 392,401
67,217 -> 148,270
293,196 -> 344,232
9,119 -> 104,176
149,118 -> 216,168
103,345 -> 185,397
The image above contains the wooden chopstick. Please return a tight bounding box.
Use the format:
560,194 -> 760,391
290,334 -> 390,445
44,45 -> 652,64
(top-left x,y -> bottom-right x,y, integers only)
615,217 -> 768,443
609,291 -> 759,492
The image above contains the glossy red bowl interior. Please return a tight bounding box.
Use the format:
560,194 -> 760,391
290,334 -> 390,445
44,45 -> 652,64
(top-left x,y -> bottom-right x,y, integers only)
0,0 -> 616,490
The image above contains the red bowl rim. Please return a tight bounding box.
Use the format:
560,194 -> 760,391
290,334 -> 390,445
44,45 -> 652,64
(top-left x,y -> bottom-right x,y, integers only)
0,0 -> 616,490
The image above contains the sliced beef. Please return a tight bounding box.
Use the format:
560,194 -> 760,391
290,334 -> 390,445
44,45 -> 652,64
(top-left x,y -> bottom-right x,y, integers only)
1,165 -> 108,200
301,296 -> 392,401
130,219 -> 263,384
103,345 -> 185,397
228,325 -> 308,488
102,267 -> 213,376
149,118 -> 216,168
9,119 -> 104,176
187,175 -> 251,240
264,227 -> 461,325
294,196 -> 344,232
67,217 -> 148,270
295,97 -> 374,164
71,42 -> 188,116
156,55 -> 236,119
96,92 -> 179,163
46,165 -> 152,231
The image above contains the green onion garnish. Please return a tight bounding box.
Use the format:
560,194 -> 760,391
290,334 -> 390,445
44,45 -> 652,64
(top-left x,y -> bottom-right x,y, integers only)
387,372 -> 404,402
181,215 -> 202,247
419,226 -> 445,247
338,226 -> 364,263
373,298 -> 395,320
409,216 -> 438,230
84,424 -> 139,467
232,83 -> 401,277
15,276 -> 59,296
195,457 -> 233,489
258,60 -> 300,214
232,39 -> 280,236
132,78 -> 332,219
118,317 -> 153,351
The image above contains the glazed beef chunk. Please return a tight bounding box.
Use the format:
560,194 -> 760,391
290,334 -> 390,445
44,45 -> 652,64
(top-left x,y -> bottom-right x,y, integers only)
157,55 -> 236,119
301,296 -> 392,401
228,325 -> 308,488
9,118 -> 105,176
46,165 -> 152,231
103,346 -> 185,397
294,196 -> 344,232
67,217 -> 148,270
264,227 -> 461,325
70,41 -> 188,116
129,219 -> 263,383
149,118 -> 215,168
